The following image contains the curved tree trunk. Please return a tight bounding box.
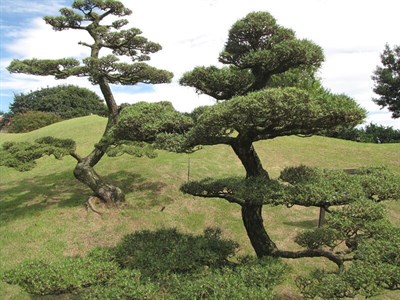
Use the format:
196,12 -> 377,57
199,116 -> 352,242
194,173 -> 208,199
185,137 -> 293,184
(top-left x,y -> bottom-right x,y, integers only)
72,76 -> 125,205
231,138 -> 278,257
242,204 -> 277,257
231,139 -> 269,179
73,159 -> 125,205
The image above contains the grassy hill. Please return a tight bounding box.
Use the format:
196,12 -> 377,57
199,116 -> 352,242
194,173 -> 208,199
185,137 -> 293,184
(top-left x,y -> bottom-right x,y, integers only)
1,116 -> 399,299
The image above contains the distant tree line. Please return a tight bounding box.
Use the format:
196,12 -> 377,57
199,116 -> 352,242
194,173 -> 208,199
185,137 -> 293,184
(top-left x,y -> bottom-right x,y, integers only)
325,123 -> 400,143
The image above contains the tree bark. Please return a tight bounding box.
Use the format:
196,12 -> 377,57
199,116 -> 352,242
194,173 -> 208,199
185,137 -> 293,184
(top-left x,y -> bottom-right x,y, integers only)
231,139 -> 269,179
73,146 -> 125,205
231,138 -> 278,257
72,76 -> 125,205
73,160 -> 125,206
242,204 -> 278,257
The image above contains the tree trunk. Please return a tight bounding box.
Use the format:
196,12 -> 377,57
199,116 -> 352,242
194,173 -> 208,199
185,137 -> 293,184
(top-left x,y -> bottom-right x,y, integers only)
231,138 -> 278,257
242,204 -> 277,257
72,75 -> 125,205
231,139 -> 269,179
73,158 -> 125,205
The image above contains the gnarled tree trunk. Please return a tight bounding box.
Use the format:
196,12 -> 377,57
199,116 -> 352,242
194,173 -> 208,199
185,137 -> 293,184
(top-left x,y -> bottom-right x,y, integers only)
73,159 -> 125,205
231,138 -> 277,257
73,76 -> 126,205
242,204 -> 277,257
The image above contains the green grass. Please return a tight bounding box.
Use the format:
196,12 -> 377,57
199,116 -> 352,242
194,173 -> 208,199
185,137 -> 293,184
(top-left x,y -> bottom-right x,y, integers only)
1,116 -> 399,299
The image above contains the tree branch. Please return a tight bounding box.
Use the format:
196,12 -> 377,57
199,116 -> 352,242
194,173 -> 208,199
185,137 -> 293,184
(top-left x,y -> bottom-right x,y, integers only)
273,249 -> 344,271
186,191 -> 245,206
69,151 -> 83,163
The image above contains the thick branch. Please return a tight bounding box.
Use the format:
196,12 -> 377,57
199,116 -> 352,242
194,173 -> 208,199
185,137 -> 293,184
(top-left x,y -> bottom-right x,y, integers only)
184,191 -> 245,206
273,249 -> 344,270
69,151 -> 83,163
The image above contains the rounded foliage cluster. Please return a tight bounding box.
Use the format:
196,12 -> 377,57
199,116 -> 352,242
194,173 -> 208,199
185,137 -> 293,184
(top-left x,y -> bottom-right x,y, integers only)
10,85 -> 107,119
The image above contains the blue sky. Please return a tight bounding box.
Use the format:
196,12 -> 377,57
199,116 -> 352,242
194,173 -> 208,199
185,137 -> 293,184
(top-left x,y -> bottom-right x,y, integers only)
1,0 -> 399,128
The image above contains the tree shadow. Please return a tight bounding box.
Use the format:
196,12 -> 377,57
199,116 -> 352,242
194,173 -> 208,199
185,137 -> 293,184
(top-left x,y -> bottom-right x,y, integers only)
0,170 -> 168,225
283,219 -> 318,229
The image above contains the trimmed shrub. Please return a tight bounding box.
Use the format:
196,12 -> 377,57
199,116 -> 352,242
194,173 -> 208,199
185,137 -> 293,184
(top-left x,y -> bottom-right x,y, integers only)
114,227 -> 239,278
80,269 -> 159,300
168,257 -> 286,300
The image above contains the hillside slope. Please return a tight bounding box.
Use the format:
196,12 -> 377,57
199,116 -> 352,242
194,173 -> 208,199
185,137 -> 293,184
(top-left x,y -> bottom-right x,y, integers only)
1,116 -> 399,299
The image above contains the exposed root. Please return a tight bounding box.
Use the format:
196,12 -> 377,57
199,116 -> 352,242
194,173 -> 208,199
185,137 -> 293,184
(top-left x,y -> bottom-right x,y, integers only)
86,196 -> 103,215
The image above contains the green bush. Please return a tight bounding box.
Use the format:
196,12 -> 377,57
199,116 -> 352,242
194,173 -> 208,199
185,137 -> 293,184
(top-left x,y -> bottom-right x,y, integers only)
80,269 -> 159,300
1,228 -> 287,299
9,111 -> 63,133
114,227 -> 238,278
1,258 -> 119,295
168,257 -> 286,300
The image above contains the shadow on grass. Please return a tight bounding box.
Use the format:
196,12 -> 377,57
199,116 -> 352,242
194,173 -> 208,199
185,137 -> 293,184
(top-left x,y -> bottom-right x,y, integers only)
283,219 -> 318,229
0,170 -> 167,224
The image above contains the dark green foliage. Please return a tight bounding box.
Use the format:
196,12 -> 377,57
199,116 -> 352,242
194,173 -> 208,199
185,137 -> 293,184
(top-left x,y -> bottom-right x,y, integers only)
295,228 -> 340,250
112,101 -> 193,153
297,269 -> 354,299
279,165 -> 400,206
8,110 -> 63,133
372,44 -> 400,118
2,228 -> 286,299
182,166 -> 400,208
106,140 -> 157,159
114,101 -> 193,142
296,200 -> 400,299
218,12 -> 323,84
10,85 -> 107,119
83,55 -> 173,85
354,166 -> 400,201
181,11 -> 326,98
180,66 -> 254,100
183,87 -> 365,149
80,269 -> 159,300
0,137 -> 75,171
1,258 -> 120,295
181,176 -> 288,206
169,257 -> 286,300
114,227 -> 239,278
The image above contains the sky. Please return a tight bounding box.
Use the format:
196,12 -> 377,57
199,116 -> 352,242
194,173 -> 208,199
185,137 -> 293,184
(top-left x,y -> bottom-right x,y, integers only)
0,0 -> 399,128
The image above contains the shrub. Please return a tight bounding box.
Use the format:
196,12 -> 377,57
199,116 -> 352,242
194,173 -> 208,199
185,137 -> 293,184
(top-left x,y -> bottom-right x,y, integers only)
1,258 -> 120,295
168,257 -> 286,300
9,111 -> 63,133
80,269 -> 159,300
114,227 -> 239,278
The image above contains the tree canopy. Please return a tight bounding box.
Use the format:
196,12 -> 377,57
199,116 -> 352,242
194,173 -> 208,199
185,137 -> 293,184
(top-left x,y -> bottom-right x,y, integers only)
372,44 -> 400,118
10,85 -> 107,119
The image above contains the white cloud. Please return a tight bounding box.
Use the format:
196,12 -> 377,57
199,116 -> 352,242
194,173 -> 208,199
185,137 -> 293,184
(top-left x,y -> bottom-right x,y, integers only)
1,0 -> 399,128
0,0 -> 66,14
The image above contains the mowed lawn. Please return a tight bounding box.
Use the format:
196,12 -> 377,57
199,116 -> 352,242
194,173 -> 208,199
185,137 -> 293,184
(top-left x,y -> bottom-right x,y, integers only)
1,116 -> 399,299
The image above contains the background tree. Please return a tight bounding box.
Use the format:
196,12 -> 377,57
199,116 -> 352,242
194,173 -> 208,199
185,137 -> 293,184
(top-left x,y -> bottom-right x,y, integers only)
372,44 -> 400,118
324,122 -> 400,143
8,111 -> 63,133
10,85 -> 107,119
179,11 -> 367,258
6,0 -> 173,204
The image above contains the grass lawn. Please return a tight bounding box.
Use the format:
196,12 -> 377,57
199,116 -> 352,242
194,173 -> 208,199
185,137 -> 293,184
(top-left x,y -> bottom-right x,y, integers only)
1,116 -> 399,299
